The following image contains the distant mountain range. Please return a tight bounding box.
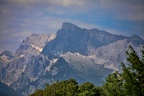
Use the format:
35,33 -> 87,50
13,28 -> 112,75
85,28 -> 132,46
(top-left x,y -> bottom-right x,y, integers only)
0,22 -> 144,96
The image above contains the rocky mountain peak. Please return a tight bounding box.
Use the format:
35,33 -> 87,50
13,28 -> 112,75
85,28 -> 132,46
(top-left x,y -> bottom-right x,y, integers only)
62,22 -> 79,30
128,34 -> 144,46
15,33 -> 56,56
130,34 -> 142,40
42,23 -> 127,57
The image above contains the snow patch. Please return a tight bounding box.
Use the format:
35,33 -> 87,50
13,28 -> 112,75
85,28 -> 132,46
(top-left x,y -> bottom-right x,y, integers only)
48,34 -> 56,42
1,55 -> 8,59
53,58 -> 58,63
45,58 -> 58,71
20,55 -> 24,57
30,44 -> 43,52
0,55 -> 13,62
22,65 -> 26,72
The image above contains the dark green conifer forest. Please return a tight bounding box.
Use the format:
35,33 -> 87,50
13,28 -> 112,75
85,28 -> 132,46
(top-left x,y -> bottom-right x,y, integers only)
30,46 -> 144,96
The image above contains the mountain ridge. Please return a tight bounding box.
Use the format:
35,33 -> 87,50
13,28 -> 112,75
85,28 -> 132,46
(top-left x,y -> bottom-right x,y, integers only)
42,22 -> 129,57
0,22 -> 144,96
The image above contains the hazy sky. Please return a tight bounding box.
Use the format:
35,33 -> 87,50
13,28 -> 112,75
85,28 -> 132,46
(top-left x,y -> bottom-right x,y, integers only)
0,0 -> 144,53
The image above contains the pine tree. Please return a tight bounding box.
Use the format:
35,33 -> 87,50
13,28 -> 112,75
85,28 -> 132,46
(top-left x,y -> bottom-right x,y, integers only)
122,45 -> 144,96
102,71 -> 124,96
78,82 -> 98,96
103,45 -> 144,96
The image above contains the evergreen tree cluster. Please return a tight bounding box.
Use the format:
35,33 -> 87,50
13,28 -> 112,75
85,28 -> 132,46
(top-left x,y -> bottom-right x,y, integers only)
30,45 -> 144,96
30,78 -> 103,96
103,45 -> 144,96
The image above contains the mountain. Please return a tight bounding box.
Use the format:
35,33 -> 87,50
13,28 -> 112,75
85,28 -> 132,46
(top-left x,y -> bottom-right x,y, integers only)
42,22 -> 126,57
0,81 -> 18,96
15,33 -> 56,56
0,34 -> 56,96
0,22 -> 144,95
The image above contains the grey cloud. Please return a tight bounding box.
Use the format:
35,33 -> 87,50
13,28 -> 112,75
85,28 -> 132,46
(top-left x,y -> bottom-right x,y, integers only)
1,0 -> 144,9
98,0 -> 144,20
1,0 -> 86,6
2,0 -> 144,21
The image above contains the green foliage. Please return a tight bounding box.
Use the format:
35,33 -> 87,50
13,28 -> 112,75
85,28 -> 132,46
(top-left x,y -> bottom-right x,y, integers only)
30,89 -> 44,96
78,82 -> 103,96
102,72 -> 124,96
122,46 -> 144,96
30,78 -> 103,96
43,78 -> 78,96
103,45 -> 144,96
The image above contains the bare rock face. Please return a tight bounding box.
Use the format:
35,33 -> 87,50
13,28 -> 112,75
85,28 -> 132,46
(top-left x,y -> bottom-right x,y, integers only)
0,33 -> 56,95
16,33 -> 56,56
0,22 -> 144,96
42,22 -> 126,57
0,50 -> 14,75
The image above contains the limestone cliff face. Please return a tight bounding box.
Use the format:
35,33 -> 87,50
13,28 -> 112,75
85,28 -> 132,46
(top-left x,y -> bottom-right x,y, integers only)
16,33 -> 56,56
42,22 -> 126,57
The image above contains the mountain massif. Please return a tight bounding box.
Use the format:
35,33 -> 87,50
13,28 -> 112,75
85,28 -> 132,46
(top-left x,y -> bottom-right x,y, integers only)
0,22 -> 144,95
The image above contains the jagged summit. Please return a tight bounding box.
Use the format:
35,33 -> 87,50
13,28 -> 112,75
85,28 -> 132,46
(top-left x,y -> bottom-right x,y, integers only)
127,34 -> 144,46
130,34 -> 143,40
42,23 -> 127,57
62,22 -> 79,30
16,33 -> 56,56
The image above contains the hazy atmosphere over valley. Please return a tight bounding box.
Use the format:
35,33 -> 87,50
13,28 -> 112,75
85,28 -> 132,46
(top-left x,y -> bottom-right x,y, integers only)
0,0 -> 144,53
